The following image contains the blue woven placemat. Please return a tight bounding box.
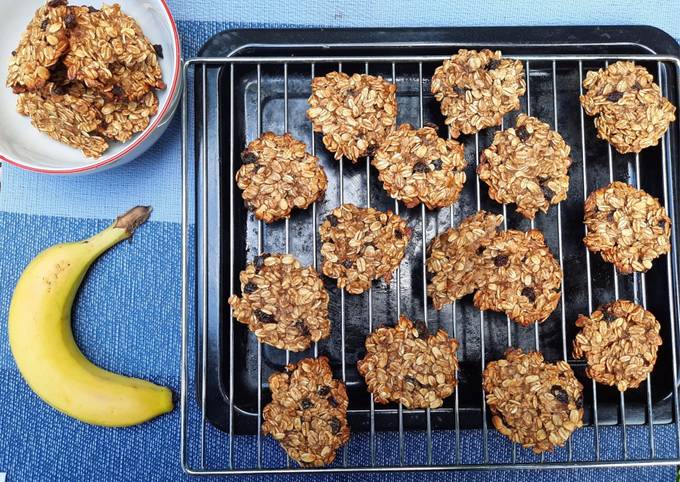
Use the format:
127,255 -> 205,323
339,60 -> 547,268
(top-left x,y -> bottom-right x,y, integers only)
1,1 -> 680,481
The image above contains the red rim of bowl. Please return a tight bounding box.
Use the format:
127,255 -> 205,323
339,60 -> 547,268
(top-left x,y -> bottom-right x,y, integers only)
0,0 -> 182,174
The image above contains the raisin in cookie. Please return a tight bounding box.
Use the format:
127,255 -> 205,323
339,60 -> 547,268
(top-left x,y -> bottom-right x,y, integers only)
580,61 -> 676,154
372,123 -> 467,209
357,315 -> 459,409
228,253 -> 330,351
573,300 -> 662,391
483,348 -> 584,454
320,203 -> 411,294
474,229 -> 562,326
583,181 -> 671,274
262,357 -> 349,467
479,114 -> 572,219
236,132 -> 328,223
431,49 -> 526,138
307,72 -> 397,162
7,0 -> 71,93
426,210 -> 504,309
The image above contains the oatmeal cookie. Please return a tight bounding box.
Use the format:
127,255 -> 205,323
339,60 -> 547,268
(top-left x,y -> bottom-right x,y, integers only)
64,4 -> 164,99
573,300 -> 662,391
97,89 -> 159,142
7,0 -> 72,93
580,61 -> 676,154
483,348 -> 584,454
307,72 -> 397,162
583,181 -> 671,274
16,88 -> 108,158
479,114 -> 572,219
228,253 -> 330,351
372,123 -> 467,209
262,357 -> 349,467
236,132 -> 328,223
426,210 -> 504,309
431,49 -> 526,138
319,203 -> 411,294
473,229 -> 562,326
357,315 -> 459,409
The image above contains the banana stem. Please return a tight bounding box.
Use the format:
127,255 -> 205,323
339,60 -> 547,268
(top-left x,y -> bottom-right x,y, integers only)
85,206 -> 153,255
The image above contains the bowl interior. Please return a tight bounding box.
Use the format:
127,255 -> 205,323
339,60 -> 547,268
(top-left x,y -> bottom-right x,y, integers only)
0,0 -> 179,173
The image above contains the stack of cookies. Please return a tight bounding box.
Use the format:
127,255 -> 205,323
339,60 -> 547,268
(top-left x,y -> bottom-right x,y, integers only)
7,1 -> 164,158
226,48 -> 675,464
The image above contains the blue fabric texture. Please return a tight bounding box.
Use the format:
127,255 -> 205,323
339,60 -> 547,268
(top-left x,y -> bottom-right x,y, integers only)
1,1 -> 680,481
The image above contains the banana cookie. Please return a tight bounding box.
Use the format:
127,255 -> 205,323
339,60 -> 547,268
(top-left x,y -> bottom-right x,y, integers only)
479,114 -> 572,219
426,210 -> 504,309
236,132 -> 328,223
483,348 -> 584,454
473,229 -> 562,326
307,72 -> 397,162
431,49 -> 526,138
573,300 -> 662,391
580,61 -> 676,154
583,181 -> 671,274
357,315 -> 459,409
7,0 -> 71,93
319,203 -> 411,294
228,253 -> 330,351
262,357 -> 349,467
64,3 -> 164,99
372,123 -> 467,209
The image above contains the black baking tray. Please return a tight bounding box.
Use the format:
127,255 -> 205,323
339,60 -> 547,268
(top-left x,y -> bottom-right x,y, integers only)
192,27 -> 680,435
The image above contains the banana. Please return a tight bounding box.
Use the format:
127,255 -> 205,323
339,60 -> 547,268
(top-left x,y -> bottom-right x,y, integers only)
8,206 -> 173,427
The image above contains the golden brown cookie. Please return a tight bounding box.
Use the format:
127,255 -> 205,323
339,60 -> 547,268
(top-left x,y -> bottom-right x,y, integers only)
307,72 -> 397,162
483,348 -> 584,454
64,4 -> 164,99
426,210 -> 504,309
357,315 -> 459,409
236,132 -> 328,223
479,114 -> 572,219
228,253 -> 330,351
262,357 -> 349,467
473,229 -> 562,326
16,88 -> 108,158
580,61 -> 676,154
319,203 -> 411,294
431,49 -> 526,138
583,181 -> 671,274
7,0 -> 72,93
372,124 -> 467,209
573,300 -> 662,391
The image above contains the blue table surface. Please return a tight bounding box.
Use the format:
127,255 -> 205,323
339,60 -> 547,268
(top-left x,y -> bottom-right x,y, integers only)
2,1 -> 680,481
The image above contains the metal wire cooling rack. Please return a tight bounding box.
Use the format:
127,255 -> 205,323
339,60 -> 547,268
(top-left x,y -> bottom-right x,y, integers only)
181,36 -> 680,475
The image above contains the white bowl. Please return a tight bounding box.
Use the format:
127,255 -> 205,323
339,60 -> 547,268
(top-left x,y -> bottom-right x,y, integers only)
0,0 -> 181,174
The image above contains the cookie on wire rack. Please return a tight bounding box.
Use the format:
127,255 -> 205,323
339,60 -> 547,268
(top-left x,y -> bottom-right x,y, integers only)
319,203 -> 411,294
307,71 -> 397,162
583,181 -> 671,274
580,60 -> 676,154
228,253 -> 330,351
483,348 -> 584,454
372,123 -> 467,209
236,132 -> 328,223
478,114 -> 572,219
431,49 -> 526,138
473,228 -> 562,326
426,210 -> 504,309
262,357 -> 349,467
357,314 -> 459,409
573,300 -> 662,392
